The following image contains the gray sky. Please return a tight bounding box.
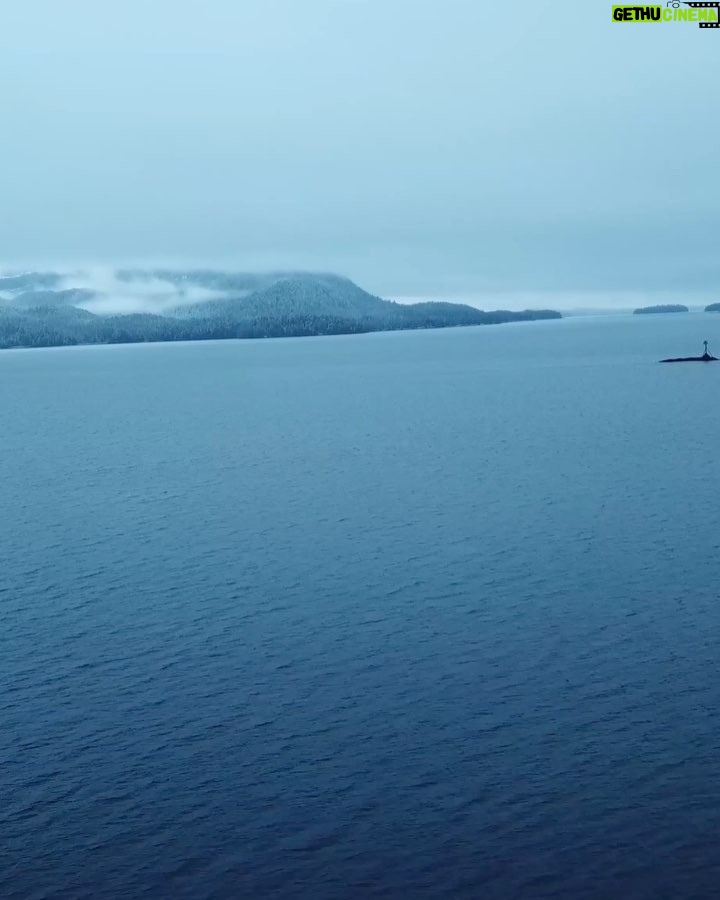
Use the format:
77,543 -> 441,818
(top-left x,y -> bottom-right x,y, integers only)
1,0 -> 718,307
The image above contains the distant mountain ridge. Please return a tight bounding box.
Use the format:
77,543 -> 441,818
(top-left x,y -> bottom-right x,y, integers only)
0,269 -> 561,349
633,304 -> 689,314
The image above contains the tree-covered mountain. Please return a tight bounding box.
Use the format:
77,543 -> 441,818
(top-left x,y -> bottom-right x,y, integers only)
0,270 -> 561,349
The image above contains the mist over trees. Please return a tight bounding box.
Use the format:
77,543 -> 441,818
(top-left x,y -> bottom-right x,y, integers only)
0,271 -> 561,349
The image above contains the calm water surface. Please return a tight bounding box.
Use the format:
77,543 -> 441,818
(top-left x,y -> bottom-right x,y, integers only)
3,314 -> 720,899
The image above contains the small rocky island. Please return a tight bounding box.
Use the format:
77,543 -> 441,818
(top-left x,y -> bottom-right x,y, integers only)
705,303 -> 720,312
634,304 -> 689,315
660,341 -> 718,363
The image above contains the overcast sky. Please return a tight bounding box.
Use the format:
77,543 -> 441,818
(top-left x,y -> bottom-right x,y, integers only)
1,0 -> 718,306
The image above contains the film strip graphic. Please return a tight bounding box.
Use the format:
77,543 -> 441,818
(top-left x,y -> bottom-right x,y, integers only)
681,1 -> 720,27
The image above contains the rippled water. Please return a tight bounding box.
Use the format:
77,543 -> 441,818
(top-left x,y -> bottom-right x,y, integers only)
3,314 -> 720,899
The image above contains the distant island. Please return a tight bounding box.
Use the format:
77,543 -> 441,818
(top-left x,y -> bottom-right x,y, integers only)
705,303 -> 720,312
0,270 -> 561,350
633,304 -> 689,315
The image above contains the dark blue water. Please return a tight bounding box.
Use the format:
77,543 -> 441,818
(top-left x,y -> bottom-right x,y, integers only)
3,315 -> 720,899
